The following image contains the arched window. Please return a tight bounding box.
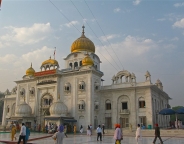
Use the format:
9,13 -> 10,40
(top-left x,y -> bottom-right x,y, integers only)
74,62 -> 78,69
78,100 -> 85,110
49,99 -> 52,105
29,87 -> 35,95
94,101 -> 99,110
42,95 -> 53,107
64,83 -> 71,92
139,97 -> 145,108
20,88 -> 25,96
105,100 -> 111,110
69,63 -> 72,68
79,61 -> 82,66
79,81 -> 85,90
7,106 -> 10,113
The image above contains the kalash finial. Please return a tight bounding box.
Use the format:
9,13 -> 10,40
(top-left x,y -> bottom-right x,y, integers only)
82,25 -> 85,36
31,62 -> 32,68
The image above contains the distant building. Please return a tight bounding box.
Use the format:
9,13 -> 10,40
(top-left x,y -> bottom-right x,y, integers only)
1,26 -> 171,130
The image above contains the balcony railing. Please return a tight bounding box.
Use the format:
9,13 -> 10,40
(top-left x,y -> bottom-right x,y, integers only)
119,109 -> 130,114
42,105 -> 51,109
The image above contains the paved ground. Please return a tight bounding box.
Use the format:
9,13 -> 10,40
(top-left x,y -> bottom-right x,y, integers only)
0,132 -> 184,144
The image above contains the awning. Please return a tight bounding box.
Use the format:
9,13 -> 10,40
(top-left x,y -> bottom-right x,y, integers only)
44,117 -> 61,120
63,119 -> 77,122
6,119 -> 18,122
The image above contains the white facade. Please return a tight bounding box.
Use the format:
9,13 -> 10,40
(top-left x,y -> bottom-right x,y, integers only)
1,28 -> 171,131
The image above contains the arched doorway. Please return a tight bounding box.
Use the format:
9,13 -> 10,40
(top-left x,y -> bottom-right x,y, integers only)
78,116 -> 85,131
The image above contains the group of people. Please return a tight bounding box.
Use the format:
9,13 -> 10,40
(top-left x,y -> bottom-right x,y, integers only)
11,122 -> 164,144
45,123 -> 58,134
11,123 -> 30,144
87,124 -> 92,136
175,119 -> 183,129
95,124 -> 122,143
135,123 -> 163,144
93,123 -> 163,144
34,123 -> 41,132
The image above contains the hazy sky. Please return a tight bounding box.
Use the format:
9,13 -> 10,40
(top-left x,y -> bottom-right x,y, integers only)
0,0 -> 184,107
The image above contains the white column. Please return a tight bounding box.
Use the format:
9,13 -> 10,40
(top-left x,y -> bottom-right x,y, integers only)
2,99 -> 7,126
26,83 -> 29,103
16,85 -> 20,107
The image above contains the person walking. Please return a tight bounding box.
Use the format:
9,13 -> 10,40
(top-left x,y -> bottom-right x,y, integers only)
80,125 -> 83,133
87,125 -> 91,136
96,125 -> 102,141
153,124 -> 163,144
135,124 -> 142,144
90,124 -> 92,135
102,124 -> 105,135
45,124 -> 48,133
73,125 -> 76,134
11,124 -> 17,141
25,124 -> 30,143
64,125 -> 68,137
114,124 -> 123,144
17,123 -> 26,144
52,125 -> 65,144
175,120 -> 178,129
38,124 -> 41,132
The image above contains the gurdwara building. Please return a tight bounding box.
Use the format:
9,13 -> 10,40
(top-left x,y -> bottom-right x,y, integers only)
1,27 -> 171,131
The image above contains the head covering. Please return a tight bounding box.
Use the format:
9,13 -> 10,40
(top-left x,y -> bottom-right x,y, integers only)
114,124 -> 119,128
155,123 -> 158,127
59,125 -> 64,132
117,124 -> 120,128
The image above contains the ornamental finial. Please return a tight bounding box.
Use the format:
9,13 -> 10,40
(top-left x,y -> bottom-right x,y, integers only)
31,63 -> 32,68
82,25 -> 85,35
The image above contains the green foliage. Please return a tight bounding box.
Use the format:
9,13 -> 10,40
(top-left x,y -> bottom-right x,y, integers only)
170,106 -> 184,122
0,92 -> 5,122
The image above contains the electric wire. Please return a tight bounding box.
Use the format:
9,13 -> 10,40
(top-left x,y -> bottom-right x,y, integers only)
48,0 -> 80,33
48,0 -> 181,77
84,0 -> 124,70
49,0 -> 119,71
70,0 -> 121,71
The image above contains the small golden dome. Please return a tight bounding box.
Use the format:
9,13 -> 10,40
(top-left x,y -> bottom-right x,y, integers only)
42,57 -> 58,66
71,26 -> 95,53
82,54 -> 94,66
26,63 -> 35,76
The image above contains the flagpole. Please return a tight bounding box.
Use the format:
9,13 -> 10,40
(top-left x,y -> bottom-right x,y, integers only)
54,47 -> 56,60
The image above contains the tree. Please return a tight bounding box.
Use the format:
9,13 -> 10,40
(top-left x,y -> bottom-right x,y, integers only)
170,106 -> 184,122
0,92 -> 5,122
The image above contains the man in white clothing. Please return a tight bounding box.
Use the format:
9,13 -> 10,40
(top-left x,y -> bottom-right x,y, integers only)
135,124 -> 141,144
17,123 -> 26,144
96,125 -> 102,141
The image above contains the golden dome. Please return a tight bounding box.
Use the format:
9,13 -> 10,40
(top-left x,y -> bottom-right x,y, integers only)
42,57 -> 58,66
82,54 -> 94,66
71,26 -> 95,53
26,63 -> 35,76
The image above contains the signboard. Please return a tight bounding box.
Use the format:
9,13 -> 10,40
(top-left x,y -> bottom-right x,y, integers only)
34,69 -> 56,77
37,80 -> 56,85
